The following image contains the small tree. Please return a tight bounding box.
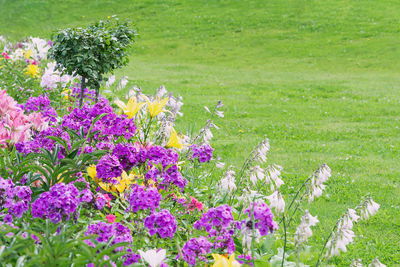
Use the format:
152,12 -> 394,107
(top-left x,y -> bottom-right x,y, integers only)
50,16 -> 136,107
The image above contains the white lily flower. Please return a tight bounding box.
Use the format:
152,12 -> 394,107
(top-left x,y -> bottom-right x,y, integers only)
138,249 -> 166,267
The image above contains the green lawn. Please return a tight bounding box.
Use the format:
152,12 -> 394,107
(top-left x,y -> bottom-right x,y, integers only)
1,0 -> 399,265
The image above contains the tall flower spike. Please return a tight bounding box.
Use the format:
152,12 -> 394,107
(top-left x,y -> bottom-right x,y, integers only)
369,257 -> 386,267
254,138 -> 270,163
142,95 -> 169,118
360,197 -> 380,220
308,164 -> 331,202
114,97 -> 145,119
165,127 -> 183,149
294,210 -> 318,246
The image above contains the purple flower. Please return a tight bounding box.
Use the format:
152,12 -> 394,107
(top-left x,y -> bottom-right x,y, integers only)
24,94 -> 57,122
244,201 -> 278,236
0,177 -> 31,219
127,184 -> 161,213
96,154 -> 123,182
191,144 -> 214,163
112,143 -> 139,171
237,254 -> 254,266
31,183 -> 81,223
194,204 -> 234,233
122,249 -> 141,265
181,237 -> 213,265
144,209 -> 177,239
85,222 -> 132,251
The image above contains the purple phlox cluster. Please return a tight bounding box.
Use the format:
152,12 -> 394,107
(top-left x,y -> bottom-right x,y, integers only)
194,204 -> 234,233
96,141 -> 115,151
31,183 -> 81,223
0,177 -> 32,220
16,126 -> 71,159
127,184 -> 161,213
147,146 -> 179,167
24,94 -> 57,122
85,221 -> 133,252
237,254 -> 254,266
144,209 -> 177,239
122,248 -> 141,266
194,204 -> 236,253
244,201 -> 278,236
62,98 -> 136,142
161,164 -> 188,190
191,144 -> 214,163
112,143 -> 140,172
96,154 -> 123,183
80,188 -> 93,203
181,236 -> 213,265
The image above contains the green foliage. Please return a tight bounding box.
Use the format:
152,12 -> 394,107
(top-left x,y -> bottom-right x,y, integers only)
49,16 -> 136,103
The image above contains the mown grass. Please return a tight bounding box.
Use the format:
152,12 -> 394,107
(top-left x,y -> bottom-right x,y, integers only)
1,0 -> 399,265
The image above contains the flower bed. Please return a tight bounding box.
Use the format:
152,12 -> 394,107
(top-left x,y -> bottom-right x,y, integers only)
0,36 -> 385,266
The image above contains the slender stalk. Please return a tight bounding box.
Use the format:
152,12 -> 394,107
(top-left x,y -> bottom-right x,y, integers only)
281,215 -> 287,267
315,218 -> 341,266
80,77 -> 86,108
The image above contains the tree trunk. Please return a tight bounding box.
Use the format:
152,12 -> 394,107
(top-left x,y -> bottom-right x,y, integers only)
80,77 -> 86,108
95,86 -> 99,103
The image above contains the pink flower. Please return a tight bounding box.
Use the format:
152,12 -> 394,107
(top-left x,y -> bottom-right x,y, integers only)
105,214 -> 116,223
188,196 -> 203,211
27,112 -> 48,131
104,194 -> 112,208
2,52 -> 10,60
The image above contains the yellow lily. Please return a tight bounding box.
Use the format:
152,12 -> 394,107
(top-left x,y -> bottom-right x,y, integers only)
114,97 -> 145,119
166,128 -> 183,149
212,254 -> 241,267
142,95 -> 169,118
87,165 -> 99,182
25,64 -> 39,77
24,49 -> 33,59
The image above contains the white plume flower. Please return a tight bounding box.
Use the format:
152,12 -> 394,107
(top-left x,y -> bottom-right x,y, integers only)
361,198 -> 380,220
294,210 -> 318,246
350,259 -> 364,267
117,76 -> 129,91
266,190 -> 285,215
254,138 -> 270,163
105,75 -> 115,88
155,85 -> 167,98
265,164 -> 284,190
308,164 -> 331,202
219,168 -> 236,193
249,165 -> 264,185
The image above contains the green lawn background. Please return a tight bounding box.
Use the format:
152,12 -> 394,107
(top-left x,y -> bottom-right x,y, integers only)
1,0 -> 399,265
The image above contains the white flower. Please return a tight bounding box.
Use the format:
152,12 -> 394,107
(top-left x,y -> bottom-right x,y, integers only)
215,110 -> 224,118
265,164 -> 284,189
0,35 -> 5,43
216,161 -> 225,169
241,227 -> 261,250
249,165 -> 264,185
117,76 -> 129,91
204,106 -> 211,113
40,62 -> 75,89
266,190 -> 285,214
168,95 -> 184,117
326,219 -> 355,257
155,85 -> 167,98
350,259 -> 364,267
203,127 -> 213,142
369,257 -> 386,267
308,164 -> 331,202
105,75 -> 115,87
254,138 -> 270,163
10,48 -> 24,61
294,210 -> 318,246
361,198 -> 380,220
138,249 -> 166,267
219,168 -> 236,193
